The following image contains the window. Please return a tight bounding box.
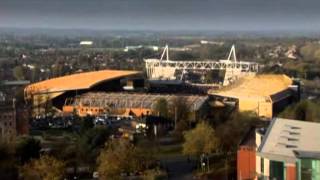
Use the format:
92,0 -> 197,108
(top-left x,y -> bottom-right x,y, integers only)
300,159 -> 320,180
270,161 -> 284,180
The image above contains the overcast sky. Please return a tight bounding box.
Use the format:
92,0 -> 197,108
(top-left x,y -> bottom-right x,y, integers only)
0,0 -> 319,31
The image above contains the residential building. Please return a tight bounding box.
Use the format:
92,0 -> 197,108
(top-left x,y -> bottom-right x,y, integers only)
0,100 -> 17,142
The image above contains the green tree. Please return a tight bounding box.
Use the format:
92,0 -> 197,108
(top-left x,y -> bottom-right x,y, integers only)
76,127 -> 111,164
16,137 -> 41,164
0,142 -> 18,179
31,65 -> 40,82
169,96 -> 192,134
20,155 -> 65,180
183,121 -> 219,156
153,98 -> 169,117
279,100 -> 320,122
13,65 -> 25,80
80,116 -> 94,133
215,111 -> 258,151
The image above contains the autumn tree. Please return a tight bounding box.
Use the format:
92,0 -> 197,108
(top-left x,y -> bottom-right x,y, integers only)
183,121 -> 219,156
20,155 -> 65,180
97,139 -> 153,179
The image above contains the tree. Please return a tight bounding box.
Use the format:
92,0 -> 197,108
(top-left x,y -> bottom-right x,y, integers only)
13,65 -> 25,80
215,111 -> 259,151
153,98 -> 169,118
279,100 -> 320,122
31,65 -> 41,82
20,155 -> 65,180
0,142 -> 18,179
183,121 -> 219,156
97,139 -> 152,179
16,137 -> 41,164
169,96 -> 192,134
77,127 -> 110,163
80,115 -> 94,133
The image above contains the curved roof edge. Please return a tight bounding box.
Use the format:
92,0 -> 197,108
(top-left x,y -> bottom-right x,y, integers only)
24,70 -> 141,99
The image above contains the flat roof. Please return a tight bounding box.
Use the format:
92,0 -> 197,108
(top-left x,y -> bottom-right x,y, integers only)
25,70 -> 140,96
210,74 -> 292,101
294,150 -> 320,160
258,118 -> 320,163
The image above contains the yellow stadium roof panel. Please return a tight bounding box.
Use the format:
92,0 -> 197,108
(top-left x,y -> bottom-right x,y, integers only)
210,74 -> 292,100
25,70 -> 140,95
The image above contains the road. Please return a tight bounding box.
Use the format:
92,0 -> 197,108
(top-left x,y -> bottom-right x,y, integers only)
160,155 -> 197,180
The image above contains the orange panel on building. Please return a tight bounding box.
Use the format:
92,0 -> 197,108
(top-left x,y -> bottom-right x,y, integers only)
237,147 -> 256,180
286,165 -> 296,180
124,108 -> 152,117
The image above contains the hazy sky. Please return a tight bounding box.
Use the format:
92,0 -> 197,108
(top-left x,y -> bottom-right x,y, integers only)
0,0 -> 319,31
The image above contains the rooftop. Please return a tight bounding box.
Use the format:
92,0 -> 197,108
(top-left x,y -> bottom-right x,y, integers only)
258,118 -> 320,163
72,92 -> 208,111
210,74 -> 292,101
25,70 -> 140,97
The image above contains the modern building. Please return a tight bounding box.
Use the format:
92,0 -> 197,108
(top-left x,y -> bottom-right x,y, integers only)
24,69 -> 210,118
63,92 -> 208,117
256,118 -> 320,180
210,74 -> 299,118
24,70 -> 141,115
237,125 -> 268,180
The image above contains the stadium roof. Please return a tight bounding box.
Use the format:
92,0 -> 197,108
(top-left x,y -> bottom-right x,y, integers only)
257,118 -> 320,163
210,74 -> 292,101
25,70 -> 140,98
73,92 -> 208,111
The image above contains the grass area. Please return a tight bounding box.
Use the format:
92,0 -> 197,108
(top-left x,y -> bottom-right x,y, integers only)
30,129 -> 76,137
193,153 -> 236,179
142,169 -> 168,180
29,129 -> 78,148
136,136 -> 183,159
155,144 -> 182,158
